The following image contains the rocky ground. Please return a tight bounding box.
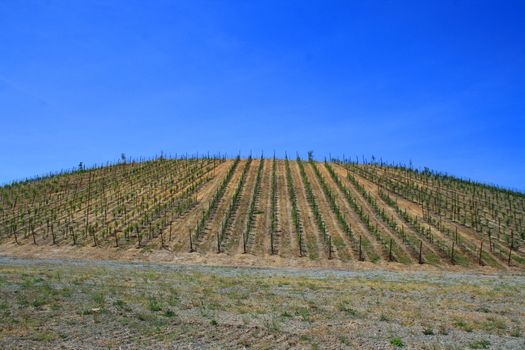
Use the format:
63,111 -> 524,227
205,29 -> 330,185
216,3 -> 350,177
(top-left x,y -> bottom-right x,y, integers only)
0,256 -> 524,349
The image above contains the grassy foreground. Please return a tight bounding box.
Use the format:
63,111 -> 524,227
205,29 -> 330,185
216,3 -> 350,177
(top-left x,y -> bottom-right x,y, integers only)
0,257 -> 524,349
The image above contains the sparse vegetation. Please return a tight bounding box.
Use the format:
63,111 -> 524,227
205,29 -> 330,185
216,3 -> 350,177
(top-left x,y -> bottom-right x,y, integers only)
0,257 -> 523,349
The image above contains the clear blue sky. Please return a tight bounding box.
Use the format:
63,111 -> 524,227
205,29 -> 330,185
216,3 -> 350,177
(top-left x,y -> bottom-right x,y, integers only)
1,1 -> 524,190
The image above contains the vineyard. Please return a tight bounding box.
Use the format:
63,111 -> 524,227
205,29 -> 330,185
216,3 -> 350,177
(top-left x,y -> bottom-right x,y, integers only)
1,155 -> 524,270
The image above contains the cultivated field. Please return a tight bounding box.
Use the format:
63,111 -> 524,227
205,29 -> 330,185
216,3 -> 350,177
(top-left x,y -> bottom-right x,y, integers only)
1,156 -> 523,270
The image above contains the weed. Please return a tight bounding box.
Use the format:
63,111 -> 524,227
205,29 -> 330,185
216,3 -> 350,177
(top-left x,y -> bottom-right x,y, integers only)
114,299 -> 132,312
390,337 -> 405,347
299,335 -> 311,342
476,306 -> 490,313
164,309 -> 175,317
338,301 -> 360,318
92,292 -> 105,305
32,331 -> 58,342
468,339 -> 490,349
339,335 -> 351,345
296,307 -> 311,322
481,317 -> 506,332
380,313 -> 390,322
113,299 -> 126,309
423,327 -> 434,335
81,309 -> 94,315
148,298 -> 161,312
168,292 -> 180,307
454,319 -> 473,332
16,296 -> 29,307
136,312 -> 153,321
32,298 -> 46,308
21,279 -> 34,289
510,328 -> 522,337
281,311 -> 292,318
264,316 -> 281,333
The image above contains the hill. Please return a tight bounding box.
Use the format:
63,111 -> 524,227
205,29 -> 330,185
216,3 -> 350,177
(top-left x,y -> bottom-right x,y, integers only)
1,155 -> 524,270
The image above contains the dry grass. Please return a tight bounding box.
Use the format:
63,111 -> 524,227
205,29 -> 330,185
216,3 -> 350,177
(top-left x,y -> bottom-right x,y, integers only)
0,256 -> 524,349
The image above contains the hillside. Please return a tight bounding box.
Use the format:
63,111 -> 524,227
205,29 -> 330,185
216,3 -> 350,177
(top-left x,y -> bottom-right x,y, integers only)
1,155 -> 524,270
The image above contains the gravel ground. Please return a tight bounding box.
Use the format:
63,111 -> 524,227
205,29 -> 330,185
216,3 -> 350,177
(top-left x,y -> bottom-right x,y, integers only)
0,256 -> 524,349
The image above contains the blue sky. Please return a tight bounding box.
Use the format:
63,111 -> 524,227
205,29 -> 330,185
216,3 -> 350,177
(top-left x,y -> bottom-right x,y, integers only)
1,1 -> 524,190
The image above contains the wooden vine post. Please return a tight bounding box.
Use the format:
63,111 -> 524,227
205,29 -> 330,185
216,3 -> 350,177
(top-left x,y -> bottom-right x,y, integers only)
418,240 -> 423,264
189,230 -> 194,252
270,230 -> 275,255
388,238 -> 393,262
478,241 -> 483,266
299,234 -> 304,257
328,236 -> 333,260
359,235 -> 364,261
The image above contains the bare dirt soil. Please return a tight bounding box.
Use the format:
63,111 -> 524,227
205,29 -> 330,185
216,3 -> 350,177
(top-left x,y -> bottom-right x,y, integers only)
0,242 -> 506,274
